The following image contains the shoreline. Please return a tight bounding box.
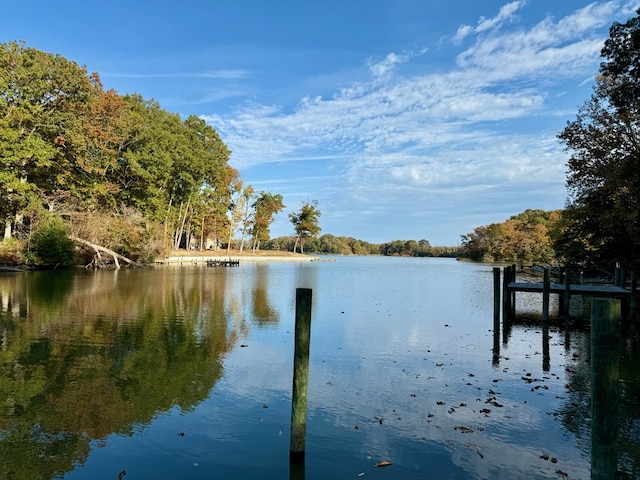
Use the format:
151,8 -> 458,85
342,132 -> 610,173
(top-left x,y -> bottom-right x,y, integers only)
157,250 -> 321,264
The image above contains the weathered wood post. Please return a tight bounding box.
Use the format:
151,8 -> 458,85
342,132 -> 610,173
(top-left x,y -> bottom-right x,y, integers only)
563,270 -> 571,324
290,288 -> 313,459
542,268 -> 550,325
558,268 -> 565,316
493,267 -> 500,326
590,298 -> 621,480
493,267 -> 501,365
502,265 -> 511,323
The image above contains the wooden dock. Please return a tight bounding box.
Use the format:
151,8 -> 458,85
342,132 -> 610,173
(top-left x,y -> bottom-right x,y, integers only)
206,259 -> 239,267
495,265 -> 637,322
508,281 -> 630,297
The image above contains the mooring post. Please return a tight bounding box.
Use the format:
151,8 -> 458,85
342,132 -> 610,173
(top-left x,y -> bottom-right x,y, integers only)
502,266 -> 511,323
590,298 -> 621,480
542,268 -> 550,326
493,268 -> 501,365
290,288 -> 313,459
563,270 -> 571,326
493,267 -> 500,326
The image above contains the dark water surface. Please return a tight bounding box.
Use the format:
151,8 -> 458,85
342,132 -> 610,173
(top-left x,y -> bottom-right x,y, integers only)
0,256 -> 638,479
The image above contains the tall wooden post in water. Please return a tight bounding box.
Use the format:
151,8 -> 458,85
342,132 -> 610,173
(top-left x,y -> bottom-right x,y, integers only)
590,298 -> 620,480
290,288 -> 312,459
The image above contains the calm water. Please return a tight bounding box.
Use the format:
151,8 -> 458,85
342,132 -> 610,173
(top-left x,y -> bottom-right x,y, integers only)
0,256 -> 638,479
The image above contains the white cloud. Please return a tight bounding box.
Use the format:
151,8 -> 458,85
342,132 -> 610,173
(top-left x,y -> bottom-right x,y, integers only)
454,0 -> 527,42
202,1 -> 628,242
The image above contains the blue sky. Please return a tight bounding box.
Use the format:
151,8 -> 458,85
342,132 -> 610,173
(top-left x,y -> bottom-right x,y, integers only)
3,1 -> 638,245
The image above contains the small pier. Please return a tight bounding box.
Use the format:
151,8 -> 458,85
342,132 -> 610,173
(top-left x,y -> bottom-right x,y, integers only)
494,265 -> 638,322
155,257 -> 240,266
206,259 -> 240,267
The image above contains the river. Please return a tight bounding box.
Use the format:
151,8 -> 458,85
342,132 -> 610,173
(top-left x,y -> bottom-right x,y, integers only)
0,256 -> 637,479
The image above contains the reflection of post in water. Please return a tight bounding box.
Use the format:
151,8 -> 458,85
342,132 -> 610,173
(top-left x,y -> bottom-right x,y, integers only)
590,298 -> 621,480
289,454 -> 305,480
541,268 -> 551,372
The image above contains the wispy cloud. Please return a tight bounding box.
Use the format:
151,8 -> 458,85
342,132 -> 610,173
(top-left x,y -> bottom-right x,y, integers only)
201,1 -> 629,242
454,0 -> 527,42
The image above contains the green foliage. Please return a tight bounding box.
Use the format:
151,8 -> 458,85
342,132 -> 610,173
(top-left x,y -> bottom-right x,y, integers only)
0,42 -> 242,261
251,192 -> 285,250
265,234 -> 458,257
557,9 -> 640,270
289,200 -> 322,254
29,216 -> 75,266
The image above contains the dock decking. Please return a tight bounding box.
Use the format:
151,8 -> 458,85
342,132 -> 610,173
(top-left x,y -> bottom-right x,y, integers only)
508,281 -> 630,297
495,265 -> 638,322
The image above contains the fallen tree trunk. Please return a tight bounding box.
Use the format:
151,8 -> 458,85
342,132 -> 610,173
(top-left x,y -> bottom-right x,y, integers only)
70,236 -> 145,269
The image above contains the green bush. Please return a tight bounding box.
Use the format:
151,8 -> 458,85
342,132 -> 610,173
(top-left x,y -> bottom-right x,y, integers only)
30,216 -> 76,266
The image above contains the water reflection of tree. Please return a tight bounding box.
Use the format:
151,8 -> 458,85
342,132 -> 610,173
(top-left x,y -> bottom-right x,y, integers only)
0,268 -> 237,480
558,330 -> 640,479
251,265 -> 280,325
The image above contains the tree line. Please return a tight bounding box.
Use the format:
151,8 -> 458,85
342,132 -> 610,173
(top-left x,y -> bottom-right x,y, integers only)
0,41 -> 293,265
264,234 -> 459,258
2,7 -> 639,270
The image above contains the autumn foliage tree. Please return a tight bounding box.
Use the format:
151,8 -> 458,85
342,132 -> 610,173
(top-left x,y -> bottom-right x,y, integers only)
460,209 -> 561,263
289,200 -> 321,254
0,41 -> 264,264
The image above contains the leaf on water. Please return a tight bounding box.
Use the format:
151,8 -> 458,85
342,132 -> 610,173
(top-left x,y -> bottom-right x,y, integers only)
375,460 -> 392,468
454,426 -> 474,433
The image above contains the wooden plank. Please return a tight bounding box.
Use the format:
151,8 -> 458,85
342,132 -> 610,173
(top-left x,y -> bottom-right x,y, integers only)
508,282 -> 630,297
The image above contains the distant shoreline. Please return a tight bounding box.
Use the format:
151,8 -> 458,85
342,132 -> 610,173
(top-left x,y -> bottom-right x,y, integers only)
158,249 -> 319,264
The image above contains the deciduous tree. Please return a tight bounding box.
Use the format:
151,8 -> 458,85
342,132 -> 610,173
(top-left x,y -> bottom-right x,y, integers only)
557,9 -> 640,270
289,201 -> 321,254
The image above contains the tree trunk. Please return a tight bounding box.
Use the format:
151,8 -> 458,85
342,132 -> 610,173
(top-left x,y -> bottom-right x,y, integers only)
200,214 -> 205,251
293,234 -> 300,254
71,236 -> 144,269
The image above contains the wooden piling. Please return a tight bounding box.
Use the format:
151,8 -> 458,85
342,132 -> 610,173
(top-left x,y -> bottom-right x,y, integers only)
493,267 -> 501,365
542,268 -> 550,325
590,298 -> 621,480
563,270 -> 571,321
502,266 -> 511,323
290,288 -> 313,458
493,267 -> 500,326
